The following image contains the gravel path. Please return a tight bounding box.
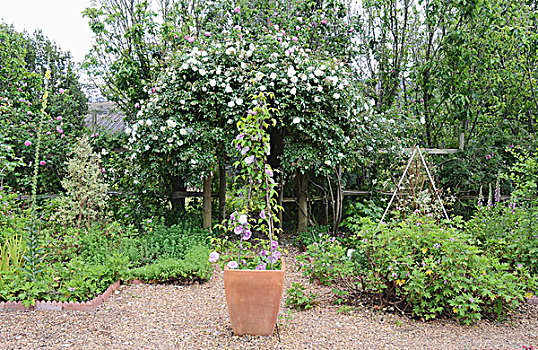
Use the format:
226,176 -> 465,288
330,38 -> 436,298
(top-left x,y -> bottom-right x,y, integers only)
1,247 -> 537,349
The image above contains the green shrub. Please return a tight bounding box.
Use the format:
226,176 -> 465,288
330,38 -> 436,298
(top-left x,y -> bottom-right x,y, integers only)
467,203 -> 538,276
285,282 -> 317,310
346,216 -> 531,324
297,233 -> 355,286
129,245 -> 211,283
134,218 -> 211,265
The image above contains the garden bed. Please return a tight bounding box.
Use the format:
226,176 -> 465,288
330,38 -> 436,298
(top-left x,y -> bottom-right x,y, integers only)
1,247 -> 536,349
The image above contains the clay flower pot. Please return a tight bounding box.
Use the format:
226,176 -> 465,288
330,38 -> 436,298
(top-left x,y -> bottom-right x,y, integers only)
224,259 -> 285,336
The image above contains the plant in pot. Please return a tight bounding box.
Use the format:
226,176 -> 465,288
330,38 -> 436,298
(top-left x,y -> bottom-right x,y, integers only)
210,92 -> 285,336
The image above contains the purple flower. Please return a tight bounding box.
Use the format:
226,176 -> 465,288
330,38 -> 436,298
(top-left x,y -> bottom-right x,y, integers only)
230,212 -> 236,221
56,116 -> 62,121
236,133 -> 246,140
241,146 -> 250,156
433,243 -> 441,249
256,263 -> 267,270
517,264 -> 523,268
292,36 -> 298,41
205,32 -> 211,37
242,229 -> 252,240
321,19 -> 327,24
271,240 -> 278,250
469,297 -> 474,303
259,249 -> 267,257
68,287 -> 75,292
39,161 -> 46,166
244,155 -> 255,165
209,251 -> 220,263
234,225 -> 244,235
270,250 -> 281,263
227,261 -> 239,269
135,102 -> 140,108
59,88 -> 65,94
259,209 -> 267,219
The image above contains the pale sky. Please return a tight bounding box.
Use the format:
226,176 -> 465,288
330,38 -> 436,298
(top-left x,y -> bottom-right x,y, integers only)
1,0 -> 94,63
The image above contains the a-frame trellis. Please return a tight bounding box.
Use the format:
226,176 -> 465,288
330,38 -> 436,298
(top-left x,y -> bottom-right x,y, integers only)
380,145 -> 450,225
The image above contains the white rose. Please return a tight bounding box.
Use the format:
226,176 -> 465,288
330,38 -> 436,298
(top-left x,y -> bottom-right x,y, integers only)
292,117 -> 300,124
270,72 -> 277,79
333,93 -> 340,99
180,128 -> 187,135
314,69 -> 323,77
236,98 -> 244,105
209,79 -> 217,87
225,84 -> 233,93
228,100 -> 235,108
287,66 -> 296,77
290,87 -> 297,95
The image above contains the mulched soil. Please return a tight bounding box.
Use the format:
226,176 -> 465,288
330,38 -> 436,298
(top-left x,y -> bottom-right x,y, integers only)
1,246 -> 537,349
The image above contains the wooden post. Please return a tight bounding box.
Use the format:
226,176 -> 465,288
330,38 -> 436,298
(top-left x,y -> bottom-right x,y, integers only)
218,163 -> 226,221
297,171 -> 308,233
203,174 -> 212,230
459,132 -> 465,151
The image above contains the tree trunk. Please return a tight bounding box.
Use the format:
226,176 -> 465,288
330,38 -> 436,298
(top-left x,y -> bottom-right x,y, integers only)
203,174 -> 212,230
218,162 -> 226,221
297,171 -> 308,233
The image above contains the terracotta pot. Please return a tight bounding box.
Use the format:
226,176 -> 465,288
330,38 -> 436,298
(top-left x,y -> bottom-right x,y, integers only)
224,259 -> 285,336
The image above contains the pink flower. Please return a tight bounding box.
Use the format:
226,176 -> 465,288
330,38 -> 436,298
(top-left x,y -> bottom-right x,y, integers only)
260,209 -> 266,219
234,7 -> 240,13
46,131 -> 51,135
244,155 -> 255,165
242,229 -> 252,240
227,261 -> 239,269
321,19 -> 327,24
135,102 -> 140,108
234,225 -> 244,235
39,161 -> 46,166
59,88 -> 65,94
296,26 -> 301,30
24,140 -> 32,146
188,36 -> 195,43
204,32 -> 211,37
57,116 -> 62,121
101,168 -> 106,173
292,36 -> 298,41
208,251 -> 220,263
27,111 -> 33,115
56,126 -> 64,134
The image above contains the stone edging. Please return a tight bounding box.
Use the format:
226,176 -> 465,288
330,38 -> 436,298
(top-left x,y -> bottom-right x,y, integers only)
0,281 -> 121,312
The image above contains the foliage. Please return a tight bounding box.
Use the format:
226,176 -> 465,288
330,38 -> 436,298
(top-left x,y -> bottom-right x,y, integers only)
0,24 -> 87,194
285,282 -> 317,310
128,246 -> 212,283
134,218 -> 211,266
51,136 -> 109,228
296,233 -> 354,286
294,224 -> 329,249
340,216 -> 532,324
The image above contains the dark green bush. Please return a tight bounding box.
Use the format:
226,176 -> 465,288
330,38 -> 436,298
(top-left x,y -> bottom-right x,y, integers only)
128,245 -> 211,283
300,216 -> 533,324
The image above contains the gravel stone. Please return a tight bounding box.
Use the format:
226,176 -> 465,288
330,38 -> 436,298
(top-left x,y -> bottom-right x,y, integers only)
1,247 -> 537,349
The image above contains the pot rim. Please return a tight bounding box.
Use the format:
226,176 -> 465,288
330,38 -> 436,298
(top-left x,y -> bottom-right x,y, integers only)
224,258 -> 285,272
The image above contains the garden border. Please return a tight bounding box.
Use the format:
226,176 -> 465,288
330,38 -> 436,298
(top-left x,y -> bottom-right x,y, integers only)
0,280 -> 124,312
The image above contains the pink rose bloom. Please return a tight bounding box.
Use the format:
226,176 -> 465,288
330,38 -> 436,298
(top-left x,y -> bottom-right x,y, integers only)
57,116 -> 62,121
204,32 -> 211,37
24,140 -> 32,146
321,19 -> 328,24
39,161 -> 46,166
188,37 -> 195,43
292,36 -> 298,41
233,7 -> 240,13
59,88 -> 65,94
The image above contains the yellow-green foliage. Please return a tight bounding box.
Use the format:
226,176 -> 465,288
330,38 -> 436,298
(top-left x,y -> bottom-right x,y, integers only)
52,136 -> 109,228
